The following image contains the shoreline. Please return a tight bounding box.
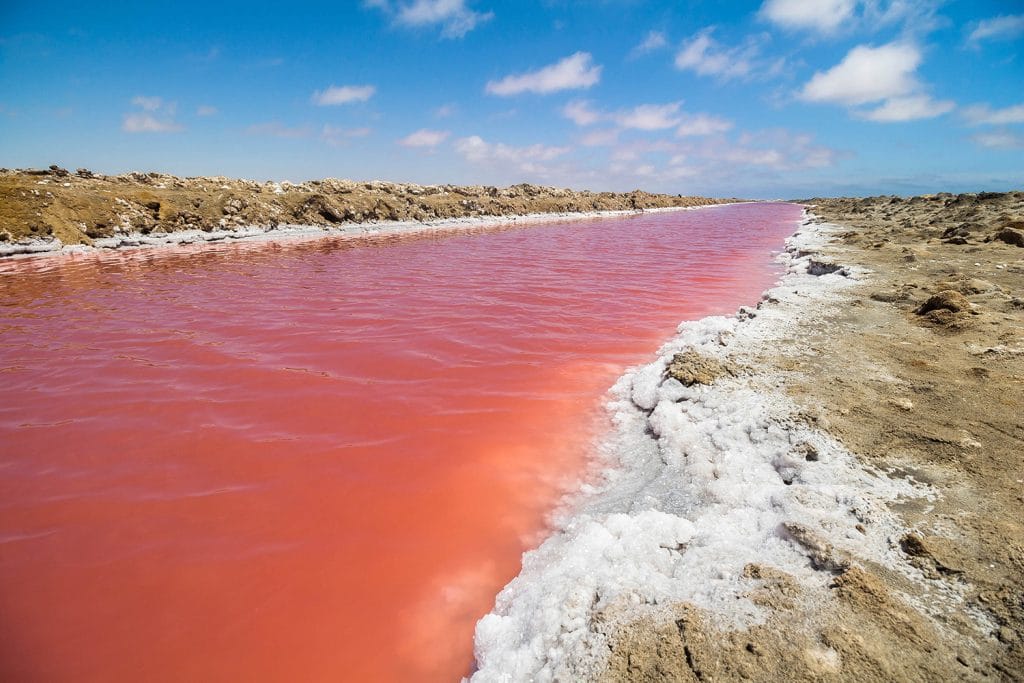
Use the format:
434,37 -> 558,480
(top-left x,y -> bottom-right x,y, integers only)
0,167 -> 731,260
471,211 -> 926,680
472,191 -> 1023,681
0,203 -> 746,263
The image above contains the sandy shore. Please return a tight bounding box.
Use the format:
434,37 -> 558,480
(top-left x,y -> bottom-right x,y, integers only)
471,191 -> 1022,681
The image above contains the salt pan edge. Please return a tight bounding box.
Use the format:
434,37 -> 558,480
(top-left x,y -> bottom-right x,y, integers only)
469,210 -> 932,682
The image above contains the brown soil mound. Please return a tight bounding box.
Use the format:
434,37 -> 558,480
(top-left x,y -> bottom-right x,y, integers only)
0,165 -> 728,249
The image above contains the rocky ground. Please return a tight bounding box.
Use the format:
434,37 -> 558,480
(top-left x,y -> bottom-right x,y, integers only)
0,166 -> 726,255
602,191 -> 1024,682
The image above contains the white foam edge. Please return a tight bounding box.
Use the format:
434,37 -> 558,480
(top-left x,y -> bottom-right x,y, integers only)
468,210 -> 937,682
0,203 -> 746,260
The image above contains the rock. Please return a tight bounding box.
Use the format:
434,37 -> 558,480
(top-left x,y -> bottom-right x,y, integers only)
795,442 -> 819,461
899,533 -> 965,577
807,260 -> 849,276
991,227 -> 1024,247
915,290 -> 972,315
959,279 -> 996,294
665,350 -> 735,386
890,397 -> 914,411
997,626 -> 1017,643
870,290 -> 906,303
781,522 -> 850,573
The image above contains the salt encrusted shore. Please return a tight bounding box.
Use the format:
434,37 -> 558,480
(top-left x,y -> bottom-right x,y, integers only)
471,213 -> 930,681
473,191 -> 1024,682
0,205 -> 734,261
0,167 -> 728,258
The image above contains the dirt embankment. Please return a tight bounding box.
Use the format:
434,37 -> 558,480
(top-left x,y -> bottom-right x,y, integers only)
603,191 -> 1024,682
0,166 -> 728,253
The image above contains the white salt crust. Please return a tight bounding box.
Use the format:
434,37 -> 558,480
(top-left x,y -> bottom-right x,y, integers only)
470,212 -> 931,682
0,204 -> 739,260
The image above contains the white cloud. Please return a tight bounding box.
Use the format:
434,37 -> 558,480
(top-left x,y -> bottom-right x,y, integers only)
454,135 -> 570,175
800,41 -> 957,123
245,122 -> 312,138
131,95 -> 164,112
122,96 -> 181,133
322,125 -> 371,146
801,42 -> 920,106
864,0 -> 948,35
122,113 -> 183,133
398,128 -> 450,147
612,102 -> 682,131
196,105 -> 218,116
579,128 -> 620,147
311,85 -> 376,106
676,113 -> 734,137
632,30 -> 667,55
562,99 -> 602,126
674,29 -> 761,80
967,14 -> 1024,46
434,103 -> 458,118
971,129 -> 1024,150
486,52 -> 602,96
759,0 -> 856,32
858,95 -> 953,121
395,0 -> 493,38
962,103 -> 1024,126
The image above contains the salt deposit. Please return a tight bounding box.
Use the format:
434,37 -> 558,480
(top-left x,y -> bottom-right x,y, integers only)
470,212 -> 929,682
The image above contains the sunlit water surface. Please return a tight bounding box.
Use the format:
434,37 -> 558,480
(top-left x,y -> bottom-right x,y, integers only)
0,203 -> 801,681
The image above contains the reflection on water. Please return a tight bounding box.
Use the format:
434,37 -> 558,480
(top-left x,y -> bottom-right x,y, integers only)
0,203 -> 801,682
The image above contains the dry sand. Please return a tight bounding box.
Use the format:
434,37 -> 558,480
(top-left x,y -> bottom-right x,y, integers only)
602,191 -> 1023,682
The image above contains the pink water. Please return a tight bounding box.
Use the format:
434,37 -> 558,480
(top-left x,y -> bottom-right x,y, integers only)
0,203 -> 800,681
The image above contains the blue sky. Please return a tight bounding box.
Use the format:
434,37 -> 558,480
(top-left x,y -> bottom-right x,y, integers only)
1,0 -> 1021,197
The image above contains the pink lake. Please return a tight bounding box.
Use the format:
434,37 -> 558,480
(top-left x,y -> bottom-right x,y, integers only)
0,202 -> 801,681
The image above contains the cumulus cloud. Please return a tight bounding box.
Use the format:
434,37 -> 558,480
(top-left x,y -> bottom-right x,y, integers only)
799,41 -> 954,122
801,42 -> 921,106
961,103 -> 1024,126
454,135 -> 570,175
971,130 -> 1024,150
122,96 -> 182,133
245,121 -> 312,138
858,95 -> 954,122
579,128 -> 620,147
674,29 -> 766,81
562,100 -> 683,131
122,114 -> 183,133
311,85 -> 376,106
967,14 -> 1024,46
394,0 -> 493,38
708,129 -> 838,170
675,113 -> 734,137
581,128 -> 840,193
434,103 -> 458,118
632,30 -> 667,55
612,102 -> 682,131
322,125 -> 371,146
759,0 -> 856,32
486,52 -> 601,96
398,128 -> 450,147
562,100 -> 602,126
131,95 -> 164,112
